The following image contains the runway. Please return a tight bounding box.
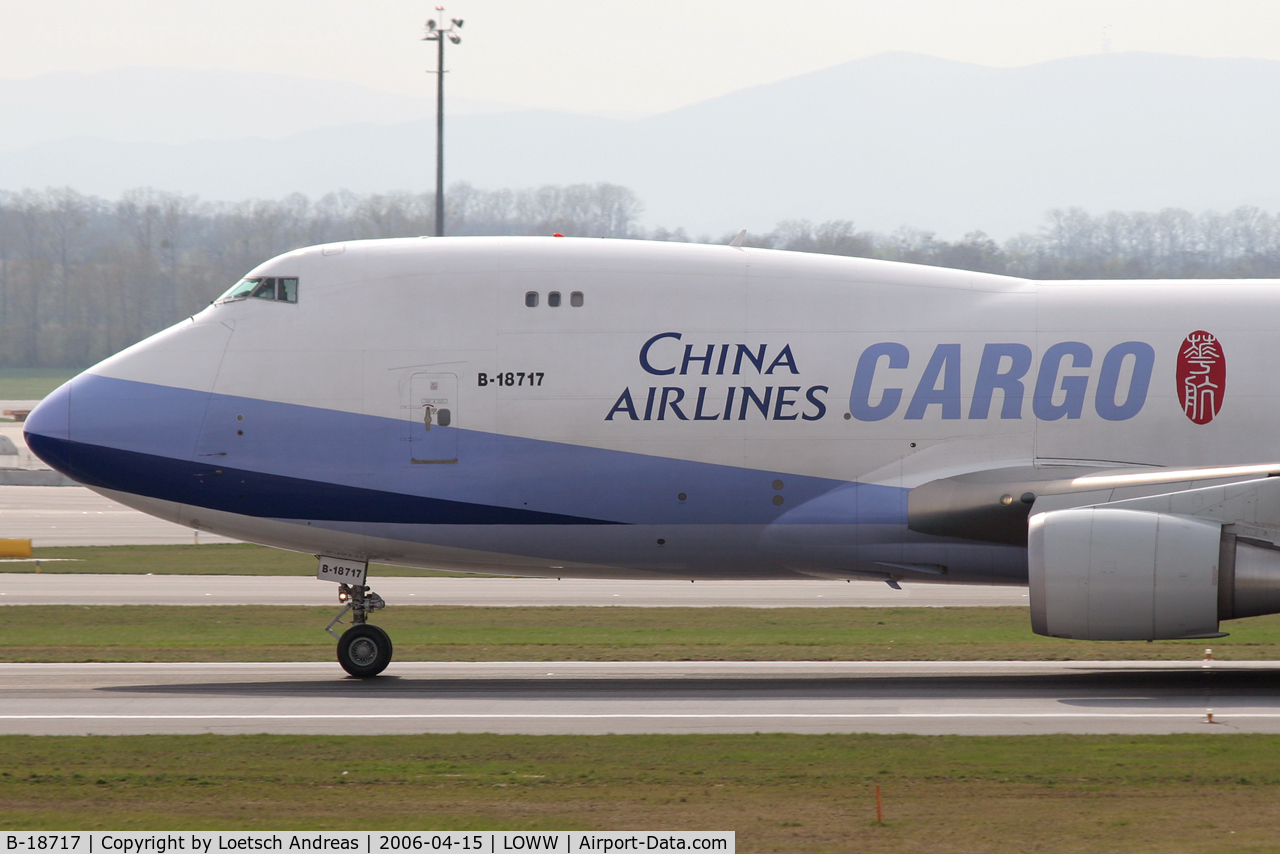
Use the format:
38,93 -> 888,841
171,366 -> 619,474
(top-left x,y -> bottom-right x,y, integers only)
1,660 -> 1275,736
0,572 -> 1030,607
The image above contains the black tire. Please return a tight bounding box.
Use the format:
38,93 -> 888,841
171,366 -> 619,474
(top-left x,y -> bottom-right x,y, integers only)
337,624 -> 393,678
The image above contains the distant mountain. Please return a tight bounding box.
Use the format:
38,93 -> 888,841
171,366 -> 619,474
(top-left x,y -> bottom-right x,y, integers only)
0,66 -> 522,151
4,53 -> 1280,238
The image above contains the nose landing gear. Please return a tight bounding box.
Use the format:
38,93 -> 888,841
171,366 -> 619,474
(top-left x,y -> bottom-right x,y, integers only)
326,581 -> 392,678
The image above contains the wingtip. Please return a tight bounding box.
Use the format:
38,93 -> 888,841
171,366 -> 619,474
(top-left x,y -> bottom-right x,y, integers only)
728,229 -> 746,248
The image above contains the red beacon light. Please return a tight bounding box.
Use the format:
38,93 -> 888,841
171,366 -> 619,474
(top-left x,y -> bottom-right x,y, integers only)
552,233 -> 564,237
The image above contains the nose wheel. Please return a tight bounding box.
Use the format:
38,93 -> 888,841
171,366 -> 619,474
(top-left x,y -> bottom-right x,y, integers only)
326,581 -> 391,678
337,624 -> 393,678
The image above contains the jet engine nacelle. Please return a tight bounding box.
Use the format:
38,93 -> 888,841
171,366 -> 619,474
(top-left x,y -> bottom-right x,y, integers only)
1028,507 -> 1280,640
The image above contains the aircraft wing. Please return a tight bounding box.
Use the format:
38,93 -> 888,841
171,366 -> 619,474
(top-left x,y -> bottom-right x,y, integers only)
908,462 -> 1280,546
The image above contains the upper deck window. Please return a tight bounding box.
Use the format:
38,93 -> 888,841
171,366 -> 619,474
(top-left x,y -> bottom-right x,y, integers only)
216,277 -> 299,304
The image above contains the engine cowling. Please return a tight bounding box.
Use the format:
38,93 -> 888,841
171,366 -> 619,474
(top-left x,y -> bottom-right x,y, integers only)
1029,507 -> 1280,640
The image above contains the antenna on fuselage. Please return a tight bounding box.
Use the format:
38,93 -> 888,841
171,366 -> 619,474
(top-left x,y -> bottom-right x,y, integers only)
728,229 -> 746,248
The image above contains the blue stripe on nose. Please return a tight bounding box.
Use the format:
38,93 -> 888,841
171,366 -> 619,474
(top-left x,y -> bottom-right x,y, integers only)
23,378 -> 71,447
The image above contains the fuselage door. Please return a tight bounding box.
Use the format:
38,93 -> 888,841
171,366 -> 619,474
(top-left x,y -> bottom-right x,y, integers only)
408,372 -> 458,464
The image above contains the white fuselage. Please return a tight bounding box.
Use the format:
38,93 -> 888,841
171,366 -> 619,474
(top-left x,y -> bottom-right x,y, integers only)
22,237 -> 1275,584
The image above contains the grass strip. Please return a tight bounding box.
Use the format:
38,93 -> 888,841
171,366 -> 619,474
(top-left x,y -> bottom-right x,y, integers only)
0,368 -> 76,401
20,544 -> 487,577
1,732 -> 1278,851
0,605 -> 1275,661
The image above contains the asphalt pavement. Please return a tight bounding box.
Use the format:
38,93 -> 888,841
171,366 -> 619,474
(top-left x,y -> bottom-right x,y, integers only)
0,660 -> 1271,736
0,572 -> 1030,607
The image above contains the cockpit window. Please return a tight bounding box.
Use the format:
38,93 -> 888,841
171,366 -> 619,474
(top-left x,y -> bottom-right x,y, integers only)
217,278 -> 258,302
216,277 -> 299,304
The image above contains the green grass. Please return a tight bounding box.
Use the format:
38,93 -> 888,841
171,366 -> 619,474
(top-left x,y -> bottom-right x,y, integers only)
0,605 -> 1275,661
22,544 -> 493,577
2,732 -> 1280,852
0,368 -> 76,401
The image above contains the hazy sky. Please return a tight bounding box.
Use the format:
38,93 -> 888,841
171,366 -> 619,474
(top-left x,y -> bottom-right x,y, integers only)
5,1 -> 1280,115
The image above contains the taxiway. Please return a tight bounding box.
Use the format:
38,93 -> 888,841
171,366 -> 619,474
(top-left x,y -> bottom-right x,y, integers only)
0,572 -> 1030,607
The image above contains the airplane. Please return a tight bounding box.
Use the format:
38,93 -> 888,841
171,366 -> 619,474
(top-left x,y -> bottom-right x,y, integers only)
22,235 -> 1280,677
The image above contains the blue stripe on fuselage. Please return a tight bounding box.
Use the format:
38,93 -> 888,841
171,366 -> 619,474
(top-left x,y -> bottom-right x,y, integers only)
25,433 -> 617,524
29,373 -> 907,526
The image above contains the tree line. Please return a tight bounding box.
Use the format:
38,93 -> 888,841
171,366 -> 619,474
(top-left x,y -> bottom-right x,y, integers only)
3,182 -> 1280,368
722,207 -> 1280,279
0,183 -> 642,368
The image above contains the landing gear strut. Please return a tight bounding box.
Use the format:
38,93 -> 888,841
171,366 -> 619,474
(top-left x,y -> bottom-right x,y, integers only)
326,582 -> 392,677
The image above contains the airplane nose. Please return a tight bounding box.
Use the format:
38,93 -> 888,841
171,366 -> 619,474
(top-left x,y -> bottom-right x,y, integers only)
20,318 -> 236,498
23,378 -> 74,476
